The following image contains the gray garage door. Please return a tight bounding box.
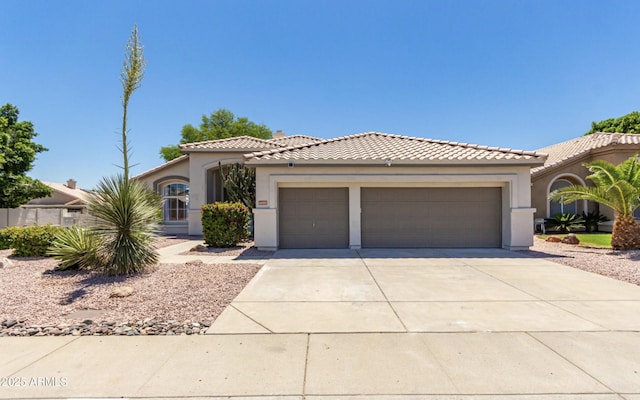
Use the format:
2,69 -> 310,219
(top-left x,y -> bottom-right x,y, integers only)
279,188 -> 349,249
361,187 -> 501,248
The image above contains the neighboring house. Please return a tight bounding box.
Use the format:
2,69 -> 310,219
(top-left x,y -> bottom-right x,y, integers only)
136,132 -> 545,249
25,179 -> 89,211
0,179 -> 91,228
531,133 -> 640,229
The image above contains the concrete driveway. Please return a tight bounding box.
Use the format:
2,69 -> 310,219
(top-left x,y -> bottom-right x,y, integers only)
210,248 -> 640,334
3,247 -> 640,399
203,248 -> 640,398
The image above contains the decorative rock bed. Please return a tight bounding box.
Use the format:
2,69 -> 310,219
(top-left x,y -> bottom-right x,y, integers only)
1,318 -> 212,336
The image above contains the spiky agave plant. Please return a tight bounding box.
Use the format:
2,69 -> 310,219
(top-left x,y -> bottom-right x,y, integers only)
88,176 -> 161,275
48,226 -> 100,271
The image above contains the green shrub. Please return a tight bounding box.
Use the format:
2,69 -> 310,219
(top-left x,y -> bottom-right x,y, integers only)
545,213 -> 585,233
48,226 -> 100,270
0,226 -> 21,249
201,202 -> 250,247
4,225 -> 64,257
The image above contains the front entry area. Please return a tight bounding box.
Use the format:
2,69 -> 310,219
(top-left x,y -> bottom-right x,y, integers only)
361,187 -> 502,248
278,188 -> 349,249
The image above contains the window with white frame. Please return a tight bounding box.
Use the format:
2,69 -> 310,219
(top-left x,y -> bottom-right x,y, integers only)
162,183 -> 189,222
549,179 -> 577,216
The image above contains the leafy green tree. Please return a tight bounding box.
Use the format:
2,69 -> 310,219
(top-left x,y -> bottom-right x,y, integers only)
550,156 -> 640,249
0,103 -> 52,207
586,111 -> 640,135
160,109 -> 273,161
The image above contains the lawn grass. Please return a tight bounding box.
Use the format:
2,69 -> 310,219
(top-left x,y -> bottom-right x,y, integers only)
537,232 -> 612,248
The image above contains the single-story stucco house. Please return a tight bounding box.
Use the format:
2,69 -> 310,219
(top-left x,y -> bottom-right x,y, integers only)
26,179 -> 89,210
135,131 -> 546,250
531,132 -> 640,230
1,179 -> 90,228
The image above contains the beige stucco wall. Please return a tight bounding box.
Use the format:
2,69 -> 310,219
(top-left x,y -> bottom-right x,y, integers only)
135,157 -> 190,191
532,148 -> 640,220
134,157 -> 190,233
252,164 -> 536,250
186,152 -> 247,235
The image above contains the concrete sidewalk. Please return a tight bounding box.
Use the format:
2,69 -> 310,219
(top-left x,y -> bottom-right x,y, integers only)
2,247 -> 640,399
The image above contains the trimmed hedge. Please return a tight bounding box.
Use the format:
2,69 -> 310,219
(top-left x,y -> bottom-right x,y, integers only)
0,225 -> 64,257
201,202 -> 250,247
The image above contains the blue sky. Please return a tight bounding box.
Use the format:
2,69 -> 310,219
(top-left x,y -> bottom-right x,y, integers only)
3,0 -> 640,189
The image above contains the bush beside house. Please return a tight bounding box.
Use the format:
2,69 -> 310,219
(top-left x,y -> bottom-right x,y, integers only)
201,202 -> 250,247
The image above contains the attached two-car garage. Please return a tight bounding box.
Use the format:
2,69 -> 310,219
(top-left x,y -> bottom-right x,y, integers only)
278,187 -> 502,249
361,187 -> 502,248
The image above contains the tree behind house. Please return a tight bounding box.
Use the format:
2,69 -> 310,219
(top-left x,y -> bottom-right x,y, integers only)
160,109 -> 272,161
586,111 -> 640,135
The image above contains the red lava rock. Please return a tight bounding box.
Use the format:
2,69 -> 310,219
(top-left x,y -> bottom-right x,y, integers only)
546,236 -> 562,243
562,233 -> 580,245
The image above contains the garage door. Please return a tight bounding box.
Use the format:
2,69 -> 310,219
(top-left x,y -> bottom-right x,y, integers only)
361,187 -> 501,248
279,188 -> 349,248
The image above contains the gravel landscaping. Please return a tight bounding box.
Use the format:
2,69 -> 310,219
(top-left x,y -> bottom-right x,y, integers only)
521,237 -> 640,286
0,236 -> 261,337
2,234 -> 639,337
185,240 -> 274,257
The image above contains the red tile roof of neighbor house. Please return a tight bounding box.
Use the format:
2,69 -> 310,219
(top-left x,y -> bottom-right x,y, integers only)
244,132 -> 546,165
532,132 -> 640,176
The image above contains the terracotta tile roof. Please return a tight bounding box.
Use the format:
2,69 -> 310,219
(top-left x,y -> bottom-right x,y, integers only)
244,132 -> 545,165
180,136 -> 284,151
531,132 -> 640,175
268,135 -> 323,146
132,154 -> 189,180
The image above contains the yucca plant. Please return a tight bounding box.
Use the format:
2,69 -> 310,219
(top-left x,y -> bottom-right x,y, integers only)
48,226 -> 100,271
88,176 -> 161,275
47,25 -> 157,276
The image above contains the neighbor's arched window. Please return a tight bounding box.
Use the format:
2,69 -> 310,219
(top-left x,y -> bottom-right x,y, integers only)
163,183 -> 189,222
549,179 -> 577,216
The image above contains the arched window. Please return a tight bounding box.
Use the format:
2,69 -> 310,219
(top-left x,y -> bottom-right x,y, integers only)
549,179 -> 577,216
163,183 -> 189,222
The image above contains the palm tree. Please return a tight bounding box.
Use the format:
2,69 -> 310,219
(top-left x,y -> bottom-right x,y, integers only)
549,155 -> 640,250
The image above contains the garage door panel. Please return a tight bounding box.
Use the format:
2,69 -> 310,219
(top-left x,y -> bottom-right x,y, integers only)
361,188 -> 501,248
279,188 -> 349,249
